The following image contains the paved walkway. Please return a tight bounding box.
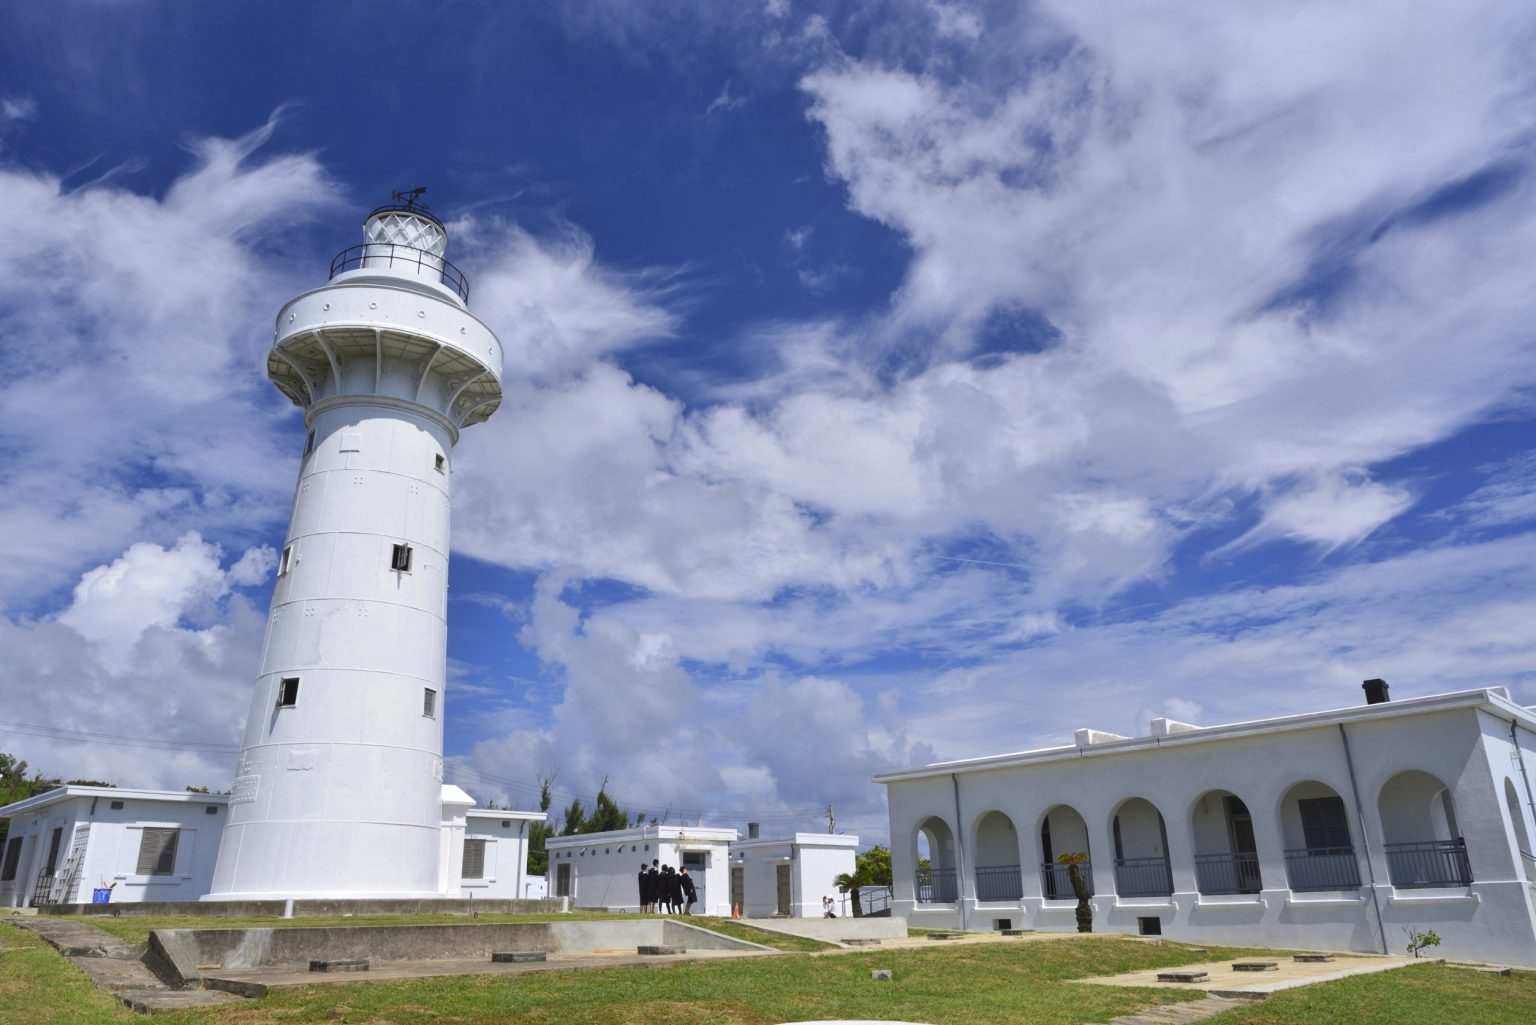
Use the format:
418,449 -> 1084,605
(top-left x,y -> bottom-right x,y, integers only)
9,914 -> 243,1013
202,947 -> 771,997
1076,952 -> 1419,999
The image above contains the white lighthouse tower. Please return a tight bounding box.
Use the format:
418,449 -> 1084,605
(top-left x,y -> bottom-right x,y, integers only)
206,193 -> 501,899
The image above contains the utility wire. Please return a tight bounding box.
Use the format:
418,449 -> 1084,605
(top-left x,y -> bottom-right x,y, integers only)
0,719 -> 837,825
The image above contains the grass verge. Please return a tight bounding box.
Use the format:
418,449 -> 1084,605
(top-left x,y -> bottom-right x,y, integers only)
1201,961 -> 1536,1025
680,917 -> 836,952
0,923 -> 138,1025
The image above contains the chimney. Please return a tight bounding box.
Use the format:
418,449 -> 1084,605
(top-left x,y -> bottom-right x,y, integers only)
1363,678 -> 1390,705
747,822 -> 760,839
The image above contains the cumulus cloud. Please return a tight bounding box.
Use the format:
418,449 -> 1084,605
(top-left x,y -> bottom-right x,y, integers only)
1,534 -> 269,790
0,115 -> 340,611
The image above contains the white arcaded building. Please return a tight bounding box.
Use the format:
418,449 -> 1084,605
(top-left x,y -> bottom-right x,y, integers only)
0,784 -> 544,907
729,831 -> 857,918
545,825 -> 737,915
876,682 -> 1536,967
206,199 -> 504,901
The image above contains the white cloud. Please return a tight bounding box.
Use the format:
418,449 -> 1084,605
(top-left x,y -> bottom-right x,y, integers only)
0,116 -> 340,610
1,536 -> 269,790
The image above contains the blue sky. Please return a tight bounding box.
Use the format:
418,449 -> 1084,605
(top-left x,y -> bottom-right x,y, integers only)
2,1 -> 1535,845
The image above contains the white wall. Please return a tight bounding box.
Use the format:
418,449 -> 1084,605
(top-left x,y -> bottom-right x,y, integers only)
458,811 -> 539,899
880,691 -> 1536,967
546,826 -> 737,916
730,834 -> 857,918
1,790 -> 227,907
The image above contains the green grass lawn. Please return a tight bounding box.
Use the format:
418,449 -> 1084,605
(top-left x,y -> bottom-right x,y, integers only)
1201,961 -> 1536,1025
0,923 -> 146,1025
5,919 -> 1533,1025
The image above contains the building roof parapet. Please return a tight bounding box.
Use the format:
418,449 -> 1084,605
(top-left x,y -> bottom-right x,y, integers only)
0,785 -> 229,818
872,686 -> 1534,784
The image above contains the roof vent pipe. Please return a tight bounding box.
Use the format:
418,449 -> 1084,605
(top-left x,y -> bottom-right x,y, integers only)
1363,678 -> 1390,705
748,822 -> 760,839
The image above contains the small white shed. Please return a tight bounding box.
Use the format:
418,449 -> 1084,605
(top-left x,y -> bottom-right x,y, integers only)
729,833 -> 858,918
545,824 -> 737,915
0,786 -> 228,907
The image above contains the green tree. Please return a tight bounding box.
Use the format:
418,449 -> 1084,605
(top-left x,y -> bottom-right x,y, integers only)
856,845 -> 892,886
2,754 -> 56,844
526,775 -> 556,877
833,846 -> 894,918
585,779 -> 629,833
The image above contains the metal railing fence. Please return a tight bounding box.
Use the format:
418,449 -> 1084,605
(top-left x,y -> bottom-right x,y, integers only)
1284,846 -> 1361,891
1114,856 -> 1174,897
1193,851 -> 1263,895
1040,860 -> 1094,900
915,867 -> 958,903
329,242 -> 471,303
973,863 -> 1024,902
1384,838 -> 1472,888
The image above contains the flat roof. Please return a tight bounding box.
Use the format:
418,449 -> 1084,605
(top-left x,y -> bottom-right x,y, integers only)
0,785 -> 229,818
545,824 -> 738,847
730,833 -> 860,850
873,687 -> 1536,784
465,809 -> 546,822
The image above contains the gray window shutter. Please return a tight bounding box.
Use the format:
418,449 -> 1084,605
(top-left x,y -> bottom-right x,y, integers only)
136,828 -> 180,876
462,838 -> 486,880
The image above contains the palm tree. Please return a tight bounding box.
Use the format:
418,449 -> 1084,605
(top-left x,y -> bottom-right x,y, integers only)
833,868 -> 871,917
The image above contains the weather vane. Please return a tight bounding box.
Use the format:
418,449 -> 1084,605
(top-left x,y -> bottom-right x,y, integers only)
392,185 -> 428,211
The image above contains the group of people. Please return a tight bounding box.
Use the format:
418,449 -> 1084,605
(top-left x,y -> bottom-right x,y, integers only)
638,859 -> 696,915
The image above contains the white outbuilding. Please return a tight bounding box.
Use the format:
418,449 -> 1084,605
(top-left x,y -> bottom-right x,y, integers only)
876,682 -> 1536,967
0,786 -> 228,907
728,832 -> 858,918
545,825 -> 737,915
0,784 -> 544,907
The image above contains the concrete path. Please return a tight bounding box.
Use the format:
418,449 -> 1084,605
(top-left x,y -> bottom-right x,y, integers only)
11,915 -> 244,1014
1103,996 -> 1255,1025
1076,952 -> 1419,999
202,946 -> 772,997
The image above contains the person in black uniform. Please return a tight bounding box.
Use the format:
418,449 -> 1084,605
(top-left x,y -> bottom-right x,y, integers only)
638,863 -> 652,912
679,867 -> 697,915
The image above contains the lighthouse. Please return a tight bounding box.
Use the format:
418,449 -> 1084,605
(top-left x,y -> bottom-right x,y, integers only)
206,194 -> 502,899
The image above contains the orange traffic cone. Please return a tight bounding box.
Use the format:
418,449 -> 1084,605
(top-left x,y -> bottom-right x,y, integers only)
732,902 -> 741,919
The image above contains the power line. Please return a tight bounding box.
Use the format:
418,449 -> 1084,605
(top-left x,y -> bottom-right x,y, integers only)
0,719 -> 842,826
0,719 -> 240,755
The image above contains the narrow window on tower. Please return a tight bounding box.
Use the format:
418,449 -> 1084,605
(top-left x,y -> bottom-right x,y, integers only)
391,544 -> 413,572
434,453 -> 446,473
304,430 -> 315,455
423,688 -> 437,718
278,545 -> 293,577
276,677 -> 300,708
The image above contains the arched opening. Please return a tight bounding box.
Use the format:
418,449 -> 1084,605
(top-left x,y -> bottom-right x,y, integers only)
1111,797 -> 1173,897
1190,789 -> 1262,895
1279,780 -> 1361,891
914,817 -> 958,903
1038,805 -> 1093,899
972,811 -> 1023,902
1507,779 -> 1536,882
1379,770 -> 1471,888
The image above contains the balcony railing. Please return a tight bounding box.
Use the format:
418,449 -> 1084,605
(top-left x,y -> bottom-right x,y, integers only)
1114,856 -> 1174,897
329,242 -> 471,303
1193,851 -> 1263,895
973,863 -> 1024,902
1284,846 -> 1361,891
1040,860 -> 1094,900
916,867 -> 958,903
1385,838 -> 1472,889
